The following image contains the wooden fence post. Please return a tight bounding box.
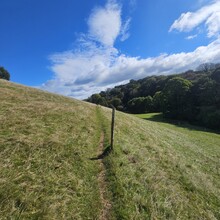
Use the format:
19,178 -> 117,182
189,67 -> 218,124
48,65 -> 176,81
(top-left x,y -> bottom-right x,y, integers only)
110,106 -> 115,150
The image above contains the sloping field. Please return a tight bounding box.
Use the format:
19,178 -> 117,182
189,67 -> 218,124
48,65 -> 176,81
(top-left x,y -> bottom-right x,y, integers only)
0,79 -> 220,219
0,80 -> 103,219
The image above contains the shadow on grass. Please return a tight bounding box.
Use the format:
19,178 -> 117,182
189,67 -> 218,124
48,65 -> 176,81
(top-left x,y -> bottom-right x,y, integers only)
139,113 -> 220,135
90,145 -> 113,160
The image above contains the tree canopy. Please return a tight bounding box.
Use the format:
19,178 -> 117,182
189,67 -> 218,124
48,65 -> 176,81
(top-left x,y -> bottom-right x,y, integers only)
0,67 -> 10,81
86,64 -> 220,129
162,77 -> 192,120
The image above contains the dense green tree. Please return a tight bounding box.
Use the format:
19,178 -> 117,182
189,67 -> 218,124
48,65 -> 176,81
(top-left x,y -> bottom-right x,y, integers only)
122,81 -> 140,104
153,91 -> 163,112
127,97 -> 144,113
0,67 -> 10,80
128,96 -> 153,113
211,67 -> 220,83
110,97 -> 122,109
139,77 -> 157,97
200,79 -> 219,106
87,94 -> 108,106
143,96 -> 153,112
197,107 -> 220,129
162,77 -> 192,120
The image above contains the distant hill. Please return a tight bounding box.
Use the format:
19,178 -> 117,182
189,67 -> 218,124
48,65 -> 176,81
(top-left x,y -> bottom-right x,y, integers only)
86,64 -> 220,129
0,79 -> 220,219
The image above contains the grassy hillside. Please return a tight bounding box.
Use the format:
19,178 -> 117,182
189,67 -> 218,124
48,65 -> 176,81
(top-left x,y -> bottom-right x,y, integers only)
0,80 -> 103,219
1,79 -> 220,219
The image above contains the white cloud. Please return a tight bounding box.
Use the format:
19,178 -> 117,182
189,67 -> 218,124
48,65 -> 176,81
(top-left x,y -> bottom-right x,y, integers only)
170,0 -> 220,38
186,34 -> 198,40
42,37 -> 220,99
120,18 -> 131,42
88,0 -> 121,47
206,11 -> 220,37
40,0 -> 220,100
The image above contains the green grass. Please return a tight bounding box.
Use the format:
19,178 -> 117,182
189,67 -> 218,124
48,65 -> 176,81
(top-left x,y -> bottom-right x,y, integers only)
1,79 -> 220,219
0,80 -> 103,219
106,112 -> 220,219
134,112 -> 163,120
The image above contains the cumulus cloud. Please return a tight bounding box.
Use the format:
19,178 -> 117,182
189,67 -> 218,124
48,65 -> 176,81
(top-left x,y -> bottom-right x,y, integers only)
88,0 -> 121,47
41,0 -> 220,99
170,0 -> 220,38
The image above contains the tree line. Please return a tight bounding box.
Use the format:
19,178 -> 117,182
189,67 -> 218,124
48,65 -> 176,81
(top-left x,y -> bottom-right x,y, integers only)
86,63 -> 220,129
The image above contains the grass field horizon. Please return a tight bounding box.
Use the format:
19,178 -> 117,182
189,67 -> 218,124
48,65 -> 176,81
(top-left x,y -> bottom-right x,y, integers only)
1,79 -> 220,219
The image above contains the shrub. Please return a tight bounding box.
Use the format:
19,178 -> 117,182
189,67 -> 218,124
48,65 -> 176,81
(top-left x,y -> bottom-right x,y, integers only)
0,67 -> 10,80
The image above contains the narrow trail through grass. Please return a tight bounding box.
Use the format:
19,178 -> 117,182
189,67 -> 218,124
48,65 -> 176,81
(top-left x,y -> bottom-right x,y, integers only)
97,132 -> 112,220
94,106 -> 113,220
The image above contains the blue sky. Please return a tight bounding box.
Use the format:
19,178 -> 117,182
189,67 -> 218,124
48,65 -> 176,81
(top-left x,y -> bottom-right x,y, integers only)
1,0 -> 220,99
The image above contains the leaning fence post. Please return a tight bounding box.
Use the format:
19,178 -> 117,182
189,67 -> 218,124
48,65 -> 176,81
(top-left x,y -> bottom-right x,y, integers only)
110,106 -> 115,150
